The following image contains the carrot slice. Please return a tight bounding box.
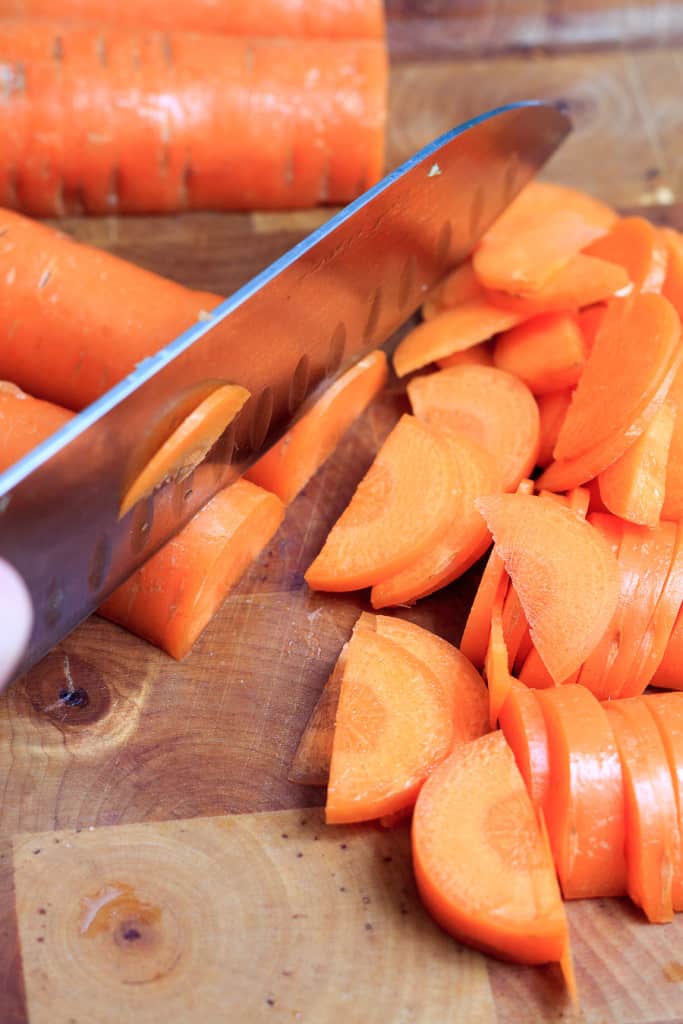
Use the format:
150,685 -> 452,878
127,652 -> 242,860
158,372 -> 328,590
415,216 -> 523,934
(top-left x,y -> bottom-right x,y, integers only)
500,685 -> 550,814
661,227 -> 683,317
325,627 -> 453,824
519,646 -> 562,689
574,512 -> 624,698
0,381 -> 73,472
393,303 -> 527,378
501,585 -> 529,670
485,577 -> 514,728
536,390 -> 572,469
576,304 -> 607,352
476,494 -> 620,684
584,216 -> 668,294
485,254 -> 630,317
437,342 -> 494,370
493,313 -> 586,396
407,365 -> 540,492
120,384 -> 251,517
647,693 -> 683,909
662,363 -> 683,522
422,260 -> 482,320
370,432 -> 500,608
412,730 -> 570,967
515,627 -> 534,674
605,699 -> 678,922
99,479 -> 284,659
246,351 -> 388,505
305,415 -> 465,592
537,685 -> 626,899
652,606 -> 683,690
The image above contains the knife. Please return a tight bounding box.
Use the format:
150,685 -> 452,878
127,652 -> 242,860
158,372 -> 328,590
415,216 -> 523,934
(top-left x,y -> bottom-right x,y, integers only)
0,101 -> 570,678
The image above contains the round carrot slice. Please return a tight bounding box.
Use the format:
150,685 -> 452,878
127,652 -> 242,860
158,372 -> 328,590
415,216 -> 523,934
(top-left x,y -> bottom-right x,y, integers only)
500,685 -> 549,814
412,730 -> 570,966
584,216 -> 668,294
646,693 -> 683,909
537,685 -> 626,899
325,628 -> 453,824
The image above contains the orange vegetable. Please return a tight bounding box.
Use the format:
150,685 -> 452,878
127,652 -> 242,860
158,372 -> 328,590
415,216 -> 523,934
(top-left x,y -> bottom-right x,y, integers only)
1,20 -> 387,215
584,216 -> 668,294
493,313 -> 586,395
246,351 -> 388,505
407,364 -> 539,492
519,645 -> 573,689
476,493 -> 620,684
99,480 -> 284,659
651,605 -> 683,690
576,304 -> 607,352
501,584 -> 529,671
422,260 -> 482,320
325,627 -> 453,825
662,364 -> 683,522
499,684 -> 550,813
485,254 -> 630,316
536,390 -> 573,469
306,415 -> 474,592
647,693 -> 683,909
412,730 -> 571,967
0,381 -> 72,472
605,699 -> 678,923
585,476 -> 609,514
574,512 -> 624,699
436,342 -> 494,370
661,227 -> 683,317
537,685 -> 626,899
485,577 -> 514,728
598,400 -> 676,527
370,432 -> 500,608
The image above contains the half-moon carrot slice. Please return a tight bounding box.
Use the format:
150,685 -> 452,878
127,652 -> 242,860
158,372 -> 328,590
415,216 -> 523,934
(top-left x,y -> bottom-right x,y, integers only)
536,390 -> 573,469
662,227 -> 683,317
651,606 -> 683,690
370,432 -> 500,608
500,684 -> 550,813
407,364 -> 539,492
412,730 -> 570,967
574,512 -> 624,698
393,302 -> 527,378
485,254 -> 630,317
325,627 -> 453,824
246,350 -> 387,504
597,400 -> 676,527
485,577 -> 514,728
305,415 -> 464,592
662,364 -> 683,522
437,342 -> 494,370
422,260 -> 482,320
537,685 -> 626,899
584,216 -> 668,294
647,693 -> 683,909
0,381 -> 73,472
493,313 -> 586,396
476,493 -> 620,684
605,699 -> 678,922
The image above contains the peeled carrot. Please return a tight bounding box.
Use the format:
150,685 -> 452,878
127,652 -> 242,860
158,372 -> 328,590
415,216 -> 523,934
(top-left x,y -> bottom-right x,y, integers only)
584,216 -> 668,294
422,260 -> 482,321
412,730 -> 570,967
651,606 -> 683,690
485,254 -> 630,317
246,351 -> 388,505
647,693 -> 683,908
537,685 -> 626,899
598,400 -> 676,527
0,209 -> 221,409
476,493 -> 620,684
370,432 -> 500,608
575,512 -> 624,699
325,627 -> 453,825
407,365 -> 539,492
661,227 -> 683,318
5,1 -> 386,38
305,415 -> 472,592
0,20 -> 387,215
499,684 -> 550,813
605,699 -> 678,923
393,303 -> 527,378
536,390 -> 572,469
662,364 -> 683,522
99,479 -> 284,659
0,381 -> 72,472
493,313 -> 586,395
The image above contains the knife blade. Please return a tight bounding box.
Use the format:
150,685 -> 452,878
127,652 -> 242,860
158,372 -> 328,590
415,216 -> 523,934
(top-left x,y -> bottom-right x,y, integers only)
0,101 -> 570,677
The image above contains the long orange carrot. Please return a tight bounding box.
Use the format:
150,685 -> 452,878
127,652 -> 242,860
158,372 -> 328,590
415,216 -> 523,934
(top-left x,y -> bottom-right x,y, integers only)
493,313 -> 586,395
584,216 -> 668,294
0,20 -> 387,214
246,351 -> 387,505
0,381 -> 73,471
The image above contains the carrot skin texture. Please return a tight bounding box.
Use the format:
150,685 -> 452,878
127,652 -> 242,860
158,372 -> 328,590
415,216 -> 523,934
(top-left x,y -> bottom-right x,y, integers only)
0,382 -> 73,471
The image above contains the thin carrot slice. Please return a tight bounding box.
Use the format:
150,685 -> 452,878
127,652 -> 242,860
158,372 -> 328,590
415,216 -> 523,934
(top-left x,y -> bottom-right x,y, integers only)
652,606 -> 683,690
647,693 -> 683,909
574,512 -> 624,699
537,685 -> 626,899
100,479 -> 284,659
407,365 -> 540,492
246,350 -> 388,505
485,254 -> 630,317
584,216 -> 668,294
501,585 -> 529,670
493,313 -> 586,396
476,494 -> 620,684
485,577 -> 514,728
536,390 -> 573,469
515,627 -> 534,674
370,433 -> 500,608
662,363 -> 683,522
597,400 -> 676,527
120,384 -> 251,517
585,477 -> 609,514
437,342 -> 494,370
393,302 -> 527,378
605,699 -> 678,922
661,227 -> 683,318
325,628 -> 453,824
412,730 -> 570,967
576,304 -> 607,352
519,646 -> 561,689
500,684 -> 550,813
305,415 -> 464,592
422,260 -> 482,320
0,381 -> 73,472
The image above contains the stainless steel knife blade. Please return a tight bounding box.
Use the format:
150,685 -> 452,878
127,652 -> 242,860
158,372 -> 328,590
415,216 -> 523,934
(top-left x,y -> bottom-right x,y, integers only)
0,101 -> 570,676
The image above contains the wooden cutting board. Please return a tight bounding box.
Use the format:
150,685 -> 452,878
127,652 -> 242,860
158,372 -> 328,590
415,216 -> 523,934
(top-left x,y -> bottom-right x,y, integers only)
4,4 -> 683,1020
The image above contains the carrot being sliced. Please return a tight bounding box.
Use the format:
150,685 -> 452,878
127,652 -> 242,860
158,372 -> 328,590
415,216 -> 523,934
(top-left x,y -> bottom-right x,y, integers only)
422,260 -> 482,320
485,577 -> 514,728
407,364 -> 540,492
500,684 -> 550,813
412,730 -> 571,968
305,415 -> 466,592
370,432 -> 500,608
99,479 -> 284,660
476,494 -> 620,684
605,699 -> 678,923
647,693 -> 683,909
662,363 -> 683,522
393,302 -> 527,378
537,685 -> 626,899
661,227 -> 683,318
493,313 -> 586,396
536,390 -> 573,469
0,381 -> 73,472
485,254 -> 630,317
325,627 -> 453,825
246,351 -> 388,505
584,216 -> 668,294
437,342 -> 494,370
